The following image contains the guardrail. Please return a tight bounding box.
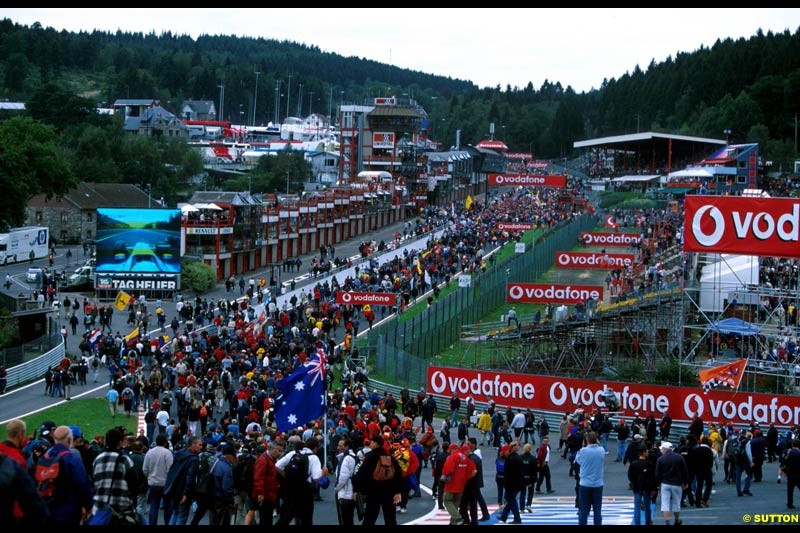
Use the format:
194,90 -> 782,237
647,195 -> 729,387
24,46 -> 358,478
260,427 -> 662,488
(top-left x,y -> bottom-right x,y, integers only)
4,334 -> 65,389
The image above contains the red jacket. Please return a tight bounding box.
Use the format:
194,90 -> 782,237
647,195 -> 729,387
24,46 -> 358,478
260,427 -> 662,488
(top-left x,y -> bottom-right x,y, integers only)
252,451 -> 279,502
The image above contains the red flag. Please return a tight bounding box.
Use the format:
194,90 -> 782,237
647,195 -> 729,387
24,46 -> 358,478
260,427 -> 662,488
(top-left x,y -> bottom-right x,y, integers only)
605,215 -> 618,229
698,358 -> 747,394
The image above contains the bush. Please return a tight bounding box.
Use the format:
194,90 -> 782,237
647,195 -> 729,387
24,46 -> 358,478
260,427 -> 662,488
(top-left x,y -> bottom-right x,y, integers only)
181,261 -> 216,294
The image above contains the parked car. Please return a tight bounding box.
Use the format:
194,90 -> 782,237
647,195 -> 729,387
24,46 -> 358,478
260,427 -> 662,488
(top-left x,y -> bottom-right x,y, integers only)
26,267 -> 44,284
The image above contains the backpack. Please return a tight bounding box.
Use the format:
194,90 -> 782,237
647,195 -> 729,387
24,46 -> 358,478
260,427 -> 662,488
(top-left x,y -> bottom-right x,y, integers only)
194,452 -> 218,500
372,454 -> 396,482
233,453 -> 255,494
35,448 -> 70,504
92,357 -> 99,368
284,451 -> 310,489
199,404 -> 208,418
346,451 -> 366,493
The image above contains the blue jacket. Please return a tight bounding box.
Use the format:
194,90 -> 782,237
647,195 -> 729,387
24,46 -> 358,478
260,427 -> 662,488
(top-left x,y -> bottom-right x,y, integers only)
45,443 -> 93,524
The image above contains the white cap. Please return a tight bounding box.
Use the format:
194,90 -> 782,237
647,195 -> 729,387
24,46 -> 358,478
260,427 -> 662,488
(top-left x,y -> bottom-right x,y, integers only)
660,441 -> 673,450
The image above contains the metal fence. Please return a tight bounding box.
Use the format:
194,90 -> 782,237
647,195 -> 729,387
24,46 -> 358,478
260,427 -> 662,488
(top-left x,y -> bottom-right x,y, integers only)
367,213 -> 596,389
2,334 -> 65,389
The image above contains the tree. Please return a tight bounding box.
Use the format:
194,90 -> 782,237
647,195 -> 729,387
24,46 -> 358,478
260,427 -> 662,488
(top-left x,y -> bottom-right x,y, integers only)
0,116 -> 76,230
181,260 -> 216,293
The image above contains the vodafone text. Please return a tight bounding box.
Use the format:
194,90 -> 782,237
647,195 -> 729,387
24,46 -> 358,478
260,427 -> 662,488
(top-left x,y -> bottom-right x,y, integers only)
685,197 -> 800,258
336,292 -> 396,306
556,252 -> 634,269
497,223 -> 534,231
580,232 -> 642,246
507,283 -> 602,304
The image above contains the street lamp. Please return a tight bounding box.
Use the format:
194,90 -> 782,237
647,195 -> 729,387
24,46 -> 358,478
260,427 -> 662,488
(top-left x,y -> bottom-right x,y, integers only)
723,128 -> 732,145
253,71 -> 260,126
286,170 -> 290,194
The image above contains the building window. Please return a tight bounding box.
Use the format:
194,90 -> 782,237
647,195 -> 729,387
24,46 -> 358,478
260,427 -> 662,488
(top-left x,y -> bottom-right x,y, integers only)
60,230 -> 67,242
60,213 -> 68,223
35,211 -> 43,221
86,212 -> 93,221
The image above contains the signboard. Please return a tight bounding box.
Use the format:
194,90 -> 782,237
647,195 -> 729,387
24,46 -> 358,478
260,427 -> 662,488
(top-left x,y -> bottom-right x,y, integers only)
458,275 -> 471,288
96,273 -> 179,291
372,132 -> 396,150
335,291 -> 397,306
515,243 -> 526,254
684,195 -> 800,258
488,174 -> 566,188
185,226 -> 234,235
373,97 -> 397,106
580,232 -> 641,246
427,366 -> 800,426
555,251 -> 635,270
96,208 -> 181,275
506,283 -> 603,304
497,222 -> 534,231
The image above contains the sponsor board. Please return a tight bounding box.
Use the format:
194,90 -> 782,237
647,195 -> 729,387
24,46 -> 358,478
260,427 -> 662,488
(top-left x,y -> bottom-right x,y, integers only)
335,291 -> 397,306
372,131 -> 396,149
515,242 -> 526,254
427,366 -> 800,426
555,251 -> 635,269
497,222 -> 534,231
580,232 -> 641,246
185,226 -> 234,235
684,196 -> 800,258
95,273 -> 179,291
458,275 -> 471,288
506,283 -> 603,304
488,174 -> 566,188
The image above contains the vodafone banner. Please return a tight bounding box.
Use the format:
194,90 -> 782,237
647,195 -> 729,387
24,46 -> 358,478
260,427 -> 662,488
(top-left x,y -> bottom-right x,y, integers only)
488,174 -> 566,188
580,232 -> 641,246
555,251 -> 635,269
427,366 -> 800,426
506,283 -> 603,304
335,291 -> 397,306
684,196 -> 800,258
497,222 -> 534,231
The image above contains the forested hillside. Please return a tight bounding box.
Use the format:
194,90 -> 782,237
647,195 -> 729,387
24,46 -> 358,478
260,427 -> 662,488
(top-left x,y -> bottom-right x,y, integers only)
1,19 -> 799,166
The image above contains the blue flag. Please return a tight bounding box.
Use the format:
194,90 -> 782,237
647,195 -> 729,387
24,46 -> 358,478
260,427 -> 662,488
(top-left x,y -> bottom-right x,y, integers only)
274,354 -> 327,432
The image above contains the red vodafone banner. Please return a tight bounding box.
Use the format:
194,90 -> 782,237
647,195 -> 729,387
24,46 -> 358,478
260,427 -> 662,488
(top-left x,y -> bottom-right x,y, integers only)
555,251 -> 635,269
335,291 -> 397,306
506,283 -> 603,304
488,174 -> 566,188
496,222 -> 534,231
684,195 -> 800,258
427,366 -> 800,426
580,232 -> 641,246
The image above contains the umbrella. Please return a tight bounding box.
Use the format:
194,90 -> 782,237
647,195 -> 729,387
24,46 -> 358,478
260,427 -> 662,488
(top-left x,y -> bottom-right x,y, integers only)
180,204 -> 199,213
204,202 -> 223,210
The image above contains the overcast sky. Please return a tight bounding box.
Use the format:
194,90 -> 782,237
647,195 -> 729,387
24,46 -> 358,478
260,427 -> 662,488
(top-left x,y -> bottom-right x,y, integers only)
3,8 -> 800,93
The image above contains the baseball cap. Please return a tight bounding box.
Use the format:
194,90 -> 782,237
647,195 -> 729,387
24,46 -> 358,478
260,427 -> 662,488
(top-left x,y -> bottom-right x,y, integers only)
660,441 -> 673,450
500,444 -> 511,456
69,425 -> 83,439
633,434 -> 642,440
460,445 -> 471,454
448,443 -> 460,452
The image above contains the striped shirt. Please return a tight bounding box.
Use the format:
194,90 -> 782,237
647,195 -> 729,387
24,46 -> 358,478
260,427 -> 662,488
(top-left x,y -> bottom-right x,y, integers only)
92,451 -> 135,512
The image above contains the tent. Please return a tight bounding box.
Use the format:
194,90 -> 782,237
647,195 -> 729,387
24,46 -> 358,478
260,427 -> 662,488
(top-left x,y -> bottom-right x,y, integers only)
698,254 -> 758,312
706,317 -> 760,336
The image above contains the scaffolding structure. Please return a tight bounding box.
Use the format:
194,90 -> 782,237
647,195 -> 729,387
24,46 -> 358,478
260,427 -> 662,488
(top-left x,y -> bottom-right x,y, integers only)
458,290 -> 685,379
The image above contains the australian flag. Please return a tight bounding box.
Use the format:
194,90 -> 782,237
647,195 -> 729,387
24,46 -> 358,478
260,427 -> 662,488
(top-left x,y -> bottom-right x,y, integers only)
274,353 -> 327,432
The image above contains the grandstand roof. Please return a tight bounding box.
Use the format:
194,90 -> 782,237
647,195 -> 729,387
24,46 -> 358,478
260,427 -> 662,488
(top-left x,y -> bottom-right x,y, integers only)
573,132 -> 724,149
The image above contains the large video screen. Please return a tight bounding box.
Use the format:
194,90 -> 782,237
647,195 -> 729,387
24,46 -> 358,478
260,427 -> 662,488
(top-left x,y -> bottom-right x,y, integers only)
96,208 -> 181,274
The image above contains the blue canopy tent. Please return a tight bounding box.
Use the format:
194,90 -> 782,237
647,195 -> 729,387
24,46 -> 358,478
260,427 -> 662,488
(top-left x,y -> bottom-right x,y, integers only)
706,317 -> 760,336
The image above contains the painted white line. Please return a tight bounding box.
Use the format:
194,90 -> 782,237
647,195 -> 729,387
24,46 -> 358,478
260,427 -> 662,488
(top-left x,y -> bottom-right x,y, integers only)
0,382 -> 108,425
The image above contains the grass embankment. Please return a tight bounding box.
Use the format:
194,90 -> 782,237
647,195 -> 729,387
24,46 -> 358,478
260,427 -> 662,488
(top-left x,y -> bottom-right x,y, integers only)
19,398 -> 138,437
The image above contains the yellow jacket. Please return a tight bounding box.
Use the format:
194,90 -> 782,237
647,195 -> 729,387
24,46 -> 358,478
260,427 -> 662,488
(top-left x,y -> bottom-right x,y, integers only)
477,412 -> 492,432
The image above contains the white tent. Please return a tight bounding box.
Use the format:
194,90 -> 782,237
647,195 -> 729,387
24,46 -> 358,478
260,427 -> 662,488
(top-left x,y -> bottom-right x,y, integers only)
668,168 -> 714,179
698,254 -> 759,312
180,204 -> 199,213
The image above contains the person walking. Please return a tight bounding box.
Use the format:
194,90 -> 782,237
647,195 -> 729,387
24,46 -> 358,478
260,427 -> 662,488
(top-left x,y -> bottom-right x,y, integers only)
142,434 -> 174,526
655,441 -> 688,526
535,435 -> 554,494
164,436 -> 202,525
628,445 -> 656,525
91,427 -> 136,522
352,434 -> 403,525
334,437 -> 358,526
43,426 -> 94,524
497,441 -> 523,524
576,431 -> 606,526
